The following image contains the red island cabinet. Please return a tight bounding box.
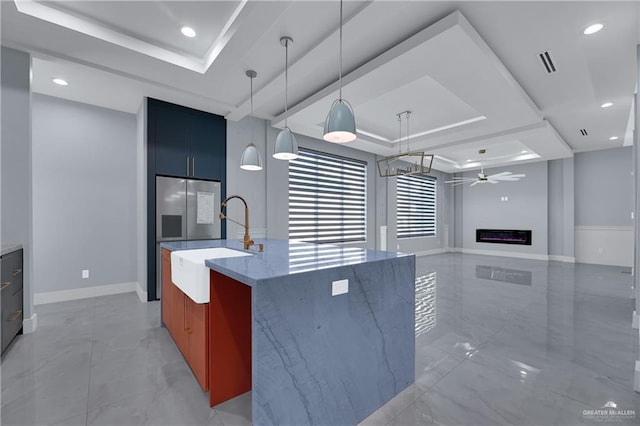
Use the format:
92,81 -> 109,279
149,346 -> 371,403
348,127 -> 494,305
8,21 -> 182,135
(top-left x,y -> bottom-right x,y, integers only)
161,248 -> 209,391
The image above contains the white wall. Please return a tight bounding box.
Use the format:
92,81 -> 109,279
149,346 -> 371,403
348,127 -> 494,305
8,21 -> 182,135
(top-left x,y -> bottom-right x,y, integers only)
1,47 -> 35,330
32,94 -> 138,295
461,161 -> 549,259
574,146 -> 633,266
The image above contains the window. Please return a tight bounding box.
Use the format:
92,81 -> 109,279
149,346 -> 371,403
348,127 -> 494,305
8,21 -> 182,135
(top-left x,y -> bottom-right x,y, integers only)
397,174 -> 436,238
289,148 -> 366,243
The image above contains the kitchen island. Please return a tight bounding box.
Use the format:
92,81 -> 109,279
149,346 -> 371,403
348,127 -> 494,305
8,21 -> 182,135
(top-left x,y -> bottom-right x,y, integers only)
161,239 -> 415,425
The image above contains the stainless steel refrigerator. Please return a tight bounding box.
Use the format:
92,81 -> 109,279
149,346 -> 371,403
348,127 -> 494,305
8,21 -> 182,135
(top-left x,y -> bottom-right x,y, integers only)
155,176 -> 222,299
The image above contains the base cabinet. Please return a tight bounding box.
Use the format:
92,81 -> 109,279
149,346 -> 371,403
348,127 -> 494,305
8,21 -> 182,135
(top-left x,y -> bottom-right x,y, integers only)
161,249 -> 208,391
1,249 -> 23,356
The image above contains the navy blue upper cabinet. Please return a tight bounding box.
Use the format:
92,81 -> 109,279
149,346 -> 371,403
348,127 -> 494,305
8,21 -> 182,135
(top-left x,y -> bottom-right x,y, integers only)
190,111 -> 225,180
149,98 -> 226,180
154,102 -> 191,177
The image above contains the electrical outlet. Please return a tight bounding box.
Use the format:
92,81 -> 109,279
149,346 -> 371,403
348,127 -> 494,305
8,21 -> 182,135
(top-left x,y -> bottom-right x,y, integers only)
332,279 -> 348,296
82,269 -> 89,279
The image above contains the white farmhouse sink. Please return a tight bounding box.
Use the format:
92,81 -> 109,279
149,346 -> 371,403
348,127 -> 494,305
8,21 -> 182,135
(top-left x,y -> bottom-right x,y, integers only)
170,247 -> 252,303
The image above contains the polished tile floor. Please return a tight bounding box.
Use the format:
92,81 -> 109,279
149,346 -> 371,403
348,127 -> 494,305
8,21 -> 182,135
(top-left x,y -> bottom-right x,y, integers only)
2,253 -> 639,425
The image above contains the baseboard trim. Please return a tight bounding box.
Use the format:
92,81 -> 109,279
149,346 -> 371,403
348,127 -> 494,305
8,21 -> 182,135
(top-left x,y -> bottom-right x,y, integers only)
456,248 -> 549,261
23,313 -> 38,334
413,248 -> 447,257
135,282 -> 148,304
575,225 -> 633,232
634,361 -> 640,392
447,248 -> 462,253
633,311 -> 639,330
548,255 -> 576,263
34,282 -> 138,305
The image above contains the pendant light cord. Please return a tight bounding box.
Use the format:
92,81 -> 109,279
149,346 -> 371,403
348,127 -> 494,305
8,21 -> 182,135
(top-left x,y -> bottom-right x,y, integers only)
250,74 -> 254,143
397,114 -> 402,154
406,112 -> 410,153
339,0 -> 343,101
284,39 -> 289,128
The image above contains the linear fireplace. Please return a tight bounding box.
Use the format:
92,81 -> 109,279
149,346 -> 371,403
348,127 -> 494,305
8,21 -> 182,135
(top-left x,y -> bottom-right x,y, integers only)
476,229 -> 532,245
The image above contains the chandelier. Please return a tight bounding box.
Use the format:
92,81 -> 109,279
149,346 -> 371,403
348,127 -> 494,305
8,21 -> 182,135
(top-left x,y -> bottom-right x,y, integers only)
377,111 -> 434,178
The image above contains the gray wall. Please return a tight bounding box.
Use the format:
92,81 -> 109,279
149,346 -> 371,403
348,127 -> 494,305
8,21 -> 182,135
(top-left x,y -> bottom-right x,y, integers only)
265,127 -> 379,249
136,100 -> 147,299
575,146 -> 633,226
32,94 -> 137,293
453,174 -> 463,248
548,158 -> 575,258
384,168 -> 451,254
462,161 -> 549,255
1,47 -> 34,323
226,118 -> 452,254
226,116 -> 268,241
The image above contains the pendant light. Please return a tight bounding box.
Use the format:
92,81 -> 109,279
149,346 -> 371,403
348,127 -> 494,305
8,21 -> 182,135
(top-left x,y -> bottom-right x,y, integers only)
323,0 -> 356,143
240,70 -> 263,171
274,36 -> 299,160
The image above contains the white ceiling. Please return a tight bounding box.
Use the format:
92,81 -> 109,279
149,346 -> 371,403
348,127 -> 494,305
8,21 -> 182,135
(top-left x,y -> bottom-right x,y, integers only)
2,1 -> 637,173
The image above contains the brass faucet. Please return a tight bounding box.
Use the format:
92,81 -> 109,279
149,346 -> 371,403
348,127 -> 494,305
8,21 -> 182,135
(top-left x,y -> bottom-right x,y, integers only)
219,195 -> 254,250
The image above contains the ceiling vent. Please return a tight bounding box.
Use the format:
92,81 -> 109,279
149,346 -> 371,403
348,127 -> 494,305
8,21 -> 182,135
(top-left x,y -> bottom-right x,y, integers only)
580,128 -> 588,136
538,50 -> 557,74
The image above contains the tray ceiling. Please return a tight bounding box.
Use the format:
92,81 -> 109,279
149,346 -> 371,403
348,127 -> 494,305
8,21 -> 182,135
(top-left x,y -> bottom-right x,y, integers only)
3,1 -> 637,172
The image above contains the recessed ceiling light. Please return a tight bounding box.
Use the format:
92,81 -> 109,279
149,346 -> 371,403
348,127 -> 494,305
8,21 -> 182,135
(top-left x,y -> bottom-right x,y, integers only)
52,78 -> 68,86
601,102 -> 613,108
583,23 -> 603,35
609,136 -> 619,140
180,26 -> 196,38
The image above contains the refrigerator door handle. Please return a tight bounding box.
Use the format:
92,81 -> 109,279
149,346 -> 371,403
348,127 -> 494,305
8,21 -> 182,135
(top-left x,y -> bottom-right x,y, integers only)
186,156 -> 190,176
192,157 -> 195,176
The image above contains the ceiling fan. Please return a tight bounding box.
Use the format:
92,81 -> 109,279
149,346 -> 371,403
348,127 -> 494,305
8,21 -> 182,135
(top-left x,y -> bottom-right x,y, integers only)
445,149 -> 526,187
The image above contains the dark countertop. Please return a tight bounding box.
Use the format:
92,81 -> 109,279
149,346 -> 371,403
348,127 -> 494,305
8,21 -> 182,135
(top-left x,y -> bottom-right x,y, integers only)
161,239 -> 411,287
1,243 -> 23,257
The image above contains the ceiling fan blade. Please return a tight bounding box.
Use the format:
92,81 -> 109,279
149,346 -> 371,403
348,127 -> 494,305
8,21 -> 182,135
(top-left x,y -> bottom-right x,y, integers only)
488,180 -> 499,184
469,180 -> 480,187
446,178 -> 475,184
488,172 -> 511,179
495,176 -> 523,181
450,181 -> 469,187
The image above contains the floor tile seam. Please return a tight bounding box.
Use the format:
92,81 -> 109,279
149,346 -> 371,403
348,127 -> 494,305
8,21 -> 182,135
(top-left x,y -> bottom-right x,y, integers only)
477,319 -> 513,348
213,409 -> 226,426
85,385 -> 162,417
543,385 -> 596,409
463,350 -> 637,409
384,356 -> 469,426
381,382 -> 433,426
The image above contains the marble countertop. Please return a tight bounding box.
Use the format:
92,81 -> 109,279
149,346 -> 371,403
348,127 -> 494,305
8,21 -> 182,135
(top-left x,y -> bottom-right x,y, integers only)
1,243 -> 23,257
161,239 -> 411,287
